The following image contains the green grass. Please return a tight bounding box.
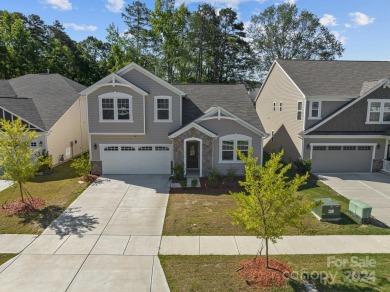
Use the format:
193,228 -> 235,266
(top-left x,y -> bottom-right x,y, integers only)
159,254 -> 390,292
0,254 -> 17,266
0,160 -> 89,234
163,175 -> 390,236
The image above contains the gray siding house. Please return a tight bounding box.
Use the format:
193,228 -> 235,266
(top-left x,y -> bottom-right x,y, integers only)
256,60 -> 390,173
83,63 -> 267,176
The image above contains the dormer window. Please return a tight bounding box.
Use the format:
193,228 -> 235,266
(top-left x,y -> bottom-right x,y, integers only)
308,101 -> 321,119
99,92 -> 133,123
367,100 -> 390,124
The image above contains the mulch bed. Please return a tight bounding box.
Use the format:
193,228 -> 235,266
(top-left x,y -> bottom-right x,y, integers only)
237,257 -> 292,290
1,198 -> 46,215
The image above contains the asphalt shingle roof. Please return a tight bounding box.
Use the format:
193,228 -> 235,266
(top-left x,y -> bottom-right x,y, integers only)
276,60 -> 390,98
5,74 -> 86,130
174,84 -> 264,132
0,80 -> 16,97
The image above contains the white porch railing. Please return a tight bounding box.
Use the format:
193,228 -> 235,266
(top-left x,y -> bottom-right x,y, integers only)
383,160 -> 390,173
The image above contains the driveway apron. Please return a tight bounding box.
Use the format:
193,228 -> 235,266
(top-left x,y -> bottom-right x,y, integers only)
0,175 -> 170,292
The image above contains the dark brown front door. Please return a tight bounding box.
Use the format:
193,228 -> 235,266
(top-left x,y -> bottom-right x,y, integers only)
186,141 -> 199,169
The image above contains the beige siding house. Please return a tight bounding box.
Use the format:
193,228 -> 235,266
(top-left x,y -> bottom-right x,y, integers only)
83,63 -> 267,176
256,60 -> 390,173
0,74 -> 87,166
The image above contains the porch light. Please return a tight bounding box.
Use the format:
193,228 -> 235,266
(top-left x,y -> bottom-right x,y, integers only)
377,144 -> 380,150
94,143 -> 98,150
306,144 -> 311,149
39,141 -> 43,146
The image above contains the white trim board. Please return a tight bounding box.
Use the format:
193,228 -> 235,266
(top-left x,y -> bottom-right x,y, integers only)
304,79 -> 390,134
168,122 -> 217,139
115,62 -> 186,97
80,73 -> 149,96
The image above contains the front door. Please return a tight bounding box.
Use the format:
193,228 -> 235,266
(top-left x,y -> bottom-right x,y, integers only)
186,141 -> 199,169
387,144 -> 390,160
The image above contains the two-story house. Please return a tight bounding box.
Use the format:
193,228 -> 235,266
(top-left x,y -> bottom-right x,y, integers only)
82,63 -> 267,176
256,60 -> 390,173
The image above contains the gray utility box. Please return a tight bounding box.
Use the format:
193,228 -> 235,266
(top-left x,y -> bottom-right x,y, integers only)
349,200 -> 372,223
312,198 -> 341,221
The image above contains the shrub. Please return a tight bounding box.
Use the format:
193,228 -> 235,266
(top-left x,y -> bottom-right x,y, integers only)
225,167 -> 237,182
70,152 -> 91,179
179,179 -> 187,188
191,178 -> 198,187
173,163 -> 185,181
294,158 -> 312,174
207,167 -> 220,187
36,149 -> 52,174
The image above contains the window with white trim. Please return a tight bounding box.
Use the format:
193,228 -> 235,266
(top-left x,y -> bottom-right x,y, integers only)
308,101 -> 321,119
273,102 -> 276,111
297,101 -> 303,120
279,101 -> 283,111
367,100 -> 390,123
154,96 -> 172,122
99,92 -> 133,122
30,142 -> 37,147
219,134 -> 252,163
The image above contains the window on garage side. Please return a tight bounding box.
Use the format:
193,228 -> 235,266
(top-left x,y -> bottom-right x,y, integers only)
220,134 -> 252,163
99,93 -> 133,122
308,101 -> 321,119
297,101 -> 303,120
154,96 -> 172,122
367,100 -> 390,124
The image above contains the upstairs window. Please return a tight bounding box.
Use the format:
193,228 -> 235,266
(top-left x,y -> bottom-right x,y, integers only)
99,92 -> 133,122
154,96 -> 172,122
309,101 -> 321,119
367,100 -> 390,123
273,102 -> 276,111
279,101 -> 283,111
297,101 -> 303,120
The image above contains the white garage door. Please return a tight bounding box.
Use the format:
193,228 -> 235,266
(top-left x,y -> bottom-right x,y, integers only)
101,144 -> 172,174
312,145 -> 373,173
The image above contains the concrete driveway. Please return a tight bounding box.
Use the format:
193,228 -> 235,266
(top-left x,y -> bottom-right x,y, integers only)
0,175 -> 170,292
0,180 -> 13,192
317,172 -> 390,227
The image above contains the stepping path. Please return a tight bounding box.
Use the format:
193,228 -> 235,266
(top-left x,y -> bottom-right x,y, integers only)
0,175 -> 170,292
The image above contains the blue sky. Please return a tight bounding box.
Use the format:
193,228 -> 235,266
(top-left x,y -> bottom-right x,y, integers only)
1,0 -> 389,60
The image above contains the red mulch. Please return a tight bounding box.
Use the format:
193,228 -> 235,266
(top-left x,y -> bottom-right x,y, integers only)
1,198 -> 46,215
84,174 -> 99,182
237,257 -> 291,290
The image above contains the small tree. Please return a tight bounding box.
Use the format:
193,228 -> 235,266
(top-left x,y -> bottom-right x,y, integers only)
229,148 -> 313,268
70,152 -> 91,179
0,119 -> 39,202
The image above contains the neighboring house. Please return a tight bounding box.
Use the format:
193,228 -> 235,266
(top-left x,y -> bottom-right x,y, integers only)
82,63 -> 267,176
256,60 -> 390,173
0,74 -> 88,165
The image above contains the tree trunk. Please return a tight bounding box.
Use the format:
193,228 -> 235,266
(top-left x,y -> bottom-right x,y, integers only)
265,238 -> 269,268
19,182 -> 24,203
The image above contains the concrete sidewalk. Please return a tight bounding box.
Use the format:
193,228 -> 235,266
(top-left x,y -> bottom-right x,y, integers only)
159,235 -> 390,255
0,175 -> 170,292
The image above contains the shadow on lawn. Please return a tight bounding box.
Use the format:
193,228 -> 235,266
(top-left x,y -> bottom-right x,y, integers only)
14,206 -> 99,238
289,280 -> 379,292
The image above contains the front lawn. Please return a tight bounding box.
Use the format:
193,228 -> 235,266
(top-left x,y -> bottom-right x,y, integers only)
160,254 -> 390,291
163,176 -> 390,236
0,160 -> 89,234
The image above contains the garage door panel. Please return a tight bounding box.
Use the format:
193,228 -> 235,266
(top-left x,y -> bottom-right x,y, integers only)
312,145 -> 373,173
101,144 -> 171,174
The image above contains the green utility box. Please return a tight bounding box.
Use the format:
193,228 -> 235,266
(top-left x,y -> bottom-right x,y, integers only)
312,198 -> 341,221
349,200 -> 372,223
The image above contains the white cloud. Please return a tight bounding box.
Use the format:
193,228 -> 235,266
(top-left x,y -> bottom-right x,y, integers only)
349,12 -> 375,26
64,23 -> 97,32
42,0 -> 72,11
106,0 -> 125,13
332,31 -> 347,44
320,14 -> 337,26
344,23 -> 351,28
284,0 -> 296,4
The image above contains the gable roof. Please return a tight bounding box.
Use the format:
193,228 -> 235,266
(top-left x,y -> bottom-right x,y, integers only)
116,63 -> 186,96
0,80 -> 16,97
304,79 -> 390,134
174,84 -> 265,133
4,74 -> 86,130
276,60 -> 390,98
